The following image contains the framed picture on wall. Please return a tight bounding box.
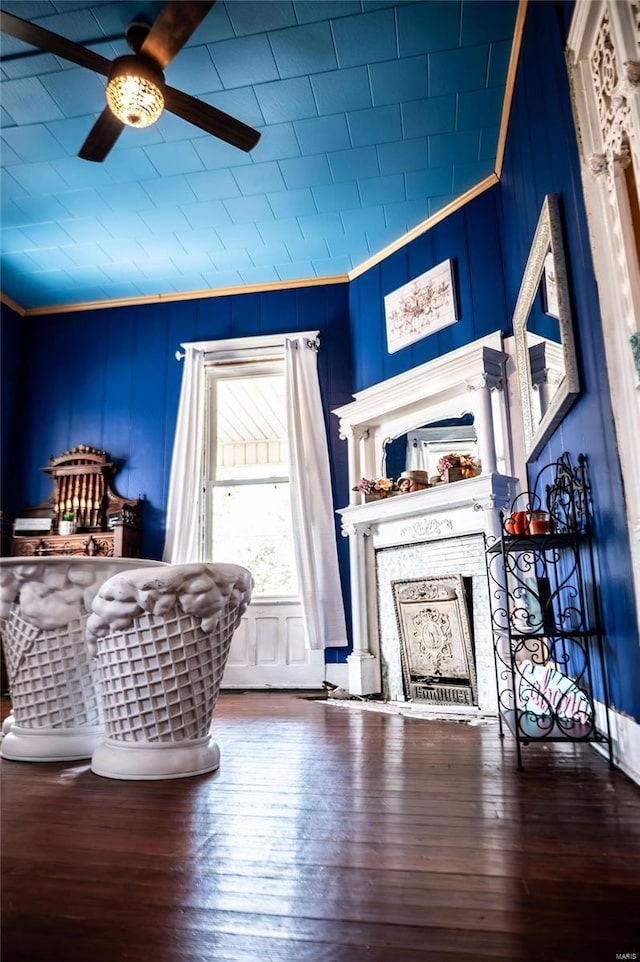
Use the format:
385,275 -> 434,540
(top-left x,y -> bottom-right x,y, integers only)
384,258 -> 458,354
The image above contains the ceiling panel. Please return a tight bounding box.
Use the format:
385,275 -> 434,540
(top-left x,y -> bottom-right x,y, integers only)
0,0 -> 520,312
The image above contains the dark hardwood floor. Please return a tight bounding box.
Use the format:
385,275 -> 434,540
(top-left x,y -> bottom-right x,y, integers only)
1,692 -> 639,962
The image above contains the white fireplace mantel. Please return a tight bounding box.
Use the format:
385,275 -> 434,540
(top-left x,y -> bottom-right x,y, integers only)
333,331 -> 514,497
333,333 -> 520,700
338,471 -> 516,545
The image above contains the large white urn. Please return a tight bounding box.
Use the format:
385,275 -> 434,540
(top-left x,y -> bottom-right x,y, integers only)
0,556 -> 166,761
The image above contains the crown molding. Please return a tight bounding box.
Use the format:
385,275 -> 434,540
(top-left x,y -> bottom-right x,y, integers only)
9,175 -> 502,315
495,0 -> 528,176
4,274 -> 350,318
347,174 -> 499,282
0,291 -> 25,317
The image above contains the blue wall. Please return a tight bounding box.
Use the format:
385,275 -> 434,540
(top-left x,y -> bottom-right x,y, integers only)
1,286 -> 353,660
498,0 -> 640,724
349,186 -> 509,392
0,307 -> 23,519
347,0 -> 640,722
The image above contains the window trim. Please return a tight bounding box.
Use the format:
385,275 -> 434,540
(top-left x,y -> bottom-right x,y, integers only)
197,334 -> 319,601
183,331 -> 319,365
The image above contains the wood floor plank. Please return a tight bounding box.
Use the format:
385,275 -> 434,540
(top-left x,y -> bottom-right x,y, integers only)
2,692 -> 639,962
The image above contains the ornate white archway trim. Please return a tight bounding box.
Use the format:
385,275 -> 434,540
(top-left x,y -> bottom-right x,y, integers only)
567,0 -> 640,638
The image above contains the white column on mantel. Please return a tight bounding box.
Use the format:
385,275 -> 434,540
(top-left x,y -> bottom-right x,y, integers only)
472,491 -> 505,542
343,520 -> 381,695
344,426 -> 358,506
465,372 -> 501,475
358,428 -> 373,484
340,426 -> 369,506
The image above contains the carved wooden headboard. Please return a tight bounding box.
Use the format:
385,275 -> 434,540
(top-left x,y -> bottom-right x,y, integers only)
23,444 -> 141,531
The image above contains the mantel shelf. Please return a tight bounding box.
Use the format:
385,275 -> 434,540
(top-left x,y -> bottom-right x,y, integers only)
338,472 -> 519,530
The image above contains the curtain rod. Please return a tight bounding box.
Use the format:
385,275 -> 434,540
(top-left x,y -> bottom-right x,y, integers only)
174,351 -> 282,365
175,335 -> 320,361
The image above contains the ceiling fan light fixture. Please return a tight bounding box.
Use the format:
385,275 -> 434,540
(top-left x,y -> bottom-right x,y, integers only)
106,55 -> 165,128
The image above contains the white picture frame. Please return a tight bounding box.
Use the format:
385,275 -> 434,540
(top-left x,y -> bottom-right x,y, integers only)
384,258 -> 458,354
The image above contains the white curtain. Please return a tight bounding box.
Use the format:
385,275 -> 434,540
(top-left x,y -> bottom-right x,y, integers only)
285,336 -> 348,650
163,346 -> 206,564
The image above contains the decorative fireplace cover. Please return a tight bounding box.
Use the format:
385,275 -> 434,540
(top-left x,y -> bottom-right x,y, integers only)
392,574 -> 478,706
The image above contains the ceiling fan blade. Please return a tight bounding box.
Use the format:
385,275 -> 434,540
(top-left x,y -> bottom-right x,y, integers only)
0,10 -> 111,76
164,85 -> 261,152
78,108 -> 125,163
139,1 -> 216,70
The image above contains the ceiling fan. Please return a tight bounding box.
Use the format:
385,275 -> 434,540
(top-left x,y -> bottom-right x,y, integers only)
0,1 -> 261,162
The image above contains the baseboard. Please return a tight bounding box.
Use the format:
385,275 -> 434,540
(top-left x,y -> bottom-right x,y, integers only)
594,700 -> 640,786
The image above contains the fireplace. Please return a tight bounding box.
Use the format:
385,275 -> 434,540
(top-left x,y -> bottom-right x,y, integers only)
333,332 -> 522,713
375,523 -> 502,710
392,574 -> 478,706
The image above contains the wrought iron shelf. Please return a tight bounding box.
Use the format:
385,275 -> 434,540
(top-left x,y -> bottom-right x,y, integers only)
493,627 -> 594,641
487,532 -> 580,553
486,453 -> 613,771
500,709 -> 610,744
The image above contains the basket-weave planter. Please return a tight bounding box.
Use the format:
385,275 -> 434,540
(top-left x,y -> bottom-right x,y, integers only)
0,557 -> 166,761
87,562 -> 253,780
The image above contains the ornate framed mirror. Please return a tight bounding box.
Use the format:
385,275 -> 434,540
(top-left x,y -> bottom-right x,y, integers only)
514,194 -> 580,460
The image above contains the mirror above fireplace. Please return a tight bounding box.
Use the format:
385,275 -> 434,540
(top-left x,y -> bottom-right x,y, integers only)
382,415 -> 478,482
333,331 -> 513,506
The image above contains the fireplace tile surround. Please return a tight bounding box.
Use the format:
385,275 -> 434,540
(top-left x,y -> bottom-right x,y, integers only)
337,474 -> 517,711
391,573 -> 478,706
380,538 -> 488,706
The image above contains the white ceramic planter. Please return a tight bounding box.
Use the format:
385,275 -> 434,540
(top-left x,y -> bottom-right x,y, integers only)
0,556 -> 166,762
87,562 -> 253,780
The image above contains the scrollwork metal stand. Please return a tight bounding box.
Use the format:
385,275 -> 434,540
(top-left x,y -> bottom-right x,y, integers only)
486,453 -> 613,770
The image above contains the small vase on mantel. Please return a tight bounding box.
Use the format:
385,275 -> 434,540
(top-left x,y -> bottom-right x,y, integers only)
443,466 -> 465,484
59,517 -> 77,536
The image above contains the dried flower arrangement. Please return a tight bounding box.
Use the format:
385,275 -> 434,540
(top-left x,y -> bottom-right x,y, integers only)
352,477 -> 396,497
437,454 -> 480,479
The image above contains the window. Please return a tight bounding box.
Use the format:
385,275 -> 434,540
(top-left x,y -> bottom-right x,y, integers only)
205,362 -> 298,598
165,329 -> 346,654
